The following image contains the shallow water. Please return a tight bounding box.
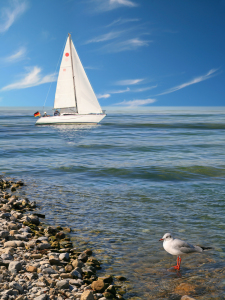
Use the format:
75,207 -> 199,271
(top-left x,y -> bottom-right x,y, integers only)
1,107 -> 225,299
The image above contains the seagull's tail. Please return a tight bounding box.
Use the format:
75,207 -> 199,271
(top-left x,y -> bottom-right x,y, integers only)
201,246 -> 213,251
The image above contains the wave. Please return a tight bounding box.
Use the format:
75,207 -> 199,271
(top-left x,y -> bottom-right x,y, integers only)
54,165 -> 225,181
103,122 -> 225,130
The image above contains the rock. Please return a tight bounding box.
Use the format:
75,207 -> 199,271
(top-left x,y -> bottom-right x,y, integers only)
175,283 -> 196,295
42,267 -> 57,275
65,264 -> 73,272
7,223 -> 18,230
30,254 -> 42,259
0,230 -> 9,238
59,252 -> 69,261
78,252 -> 88,262
72,259 -> 84,269
9,281 -> 23,293
91,280 -> 106,293
26,265 -> 37,272
71,269 -> 82,279
49,255 -> 60,265
80,290 -> 95,300
56,280 -> 69,289
56,231 -> 65,239
37,243 -> 51,250
99,275 -> 113,284
8,261 -> 22,272
4,241 -> 17,248
181,296 -> 197,300
115,276 -> 126,281
106,285 -> 116,296
34,295 -> 47,300
29,215 -> 40,225
103,292 -> 115,299
15,241 -> 25,247
1,254 -> 13,260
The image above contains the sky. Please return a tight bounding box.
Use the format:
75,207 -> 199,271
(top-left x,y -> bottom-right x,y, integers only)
0,0 -> 224,108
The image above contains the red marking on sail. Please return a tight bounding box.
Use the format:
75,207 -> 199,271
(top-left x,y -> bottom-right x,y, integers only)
63,69 -> 66,71
65,53 -> 69,57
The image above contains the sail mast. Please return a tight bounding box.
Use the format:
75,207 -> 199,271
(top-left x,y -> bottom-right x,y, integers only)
68,33 -> 78,113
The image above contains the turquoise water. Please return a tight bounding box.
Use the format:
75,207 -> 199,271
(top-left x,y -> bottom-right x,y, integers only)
1,107 -> 225,299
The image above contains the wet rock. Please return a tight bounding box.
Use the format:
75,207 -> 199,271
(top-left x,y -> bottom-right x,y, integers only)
56,231 -> 65,239
175,283 -> 196,295
72,259 -> 84,269
56,280 -> 69,289
99,275 -> 113,284
80,290 -> 95,300
49,255 -> 60,265
91,280 -> 106,293
115,276 -> 126,281
105,285 -> 116,296
78,252 -> 88,263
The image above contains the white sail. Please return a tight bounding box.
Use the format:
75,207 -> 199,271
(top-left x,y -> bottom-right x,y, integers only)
54,37 -> 76,109
71,41 -> 102,114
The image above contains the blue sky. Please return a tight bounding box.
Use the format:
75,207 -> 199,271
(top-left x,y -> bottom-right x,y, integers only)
0,0 -> 224,107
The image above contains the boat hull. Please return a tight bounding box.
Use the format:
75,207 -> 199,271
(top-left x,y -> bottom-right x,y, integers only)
36,114 -> 106,125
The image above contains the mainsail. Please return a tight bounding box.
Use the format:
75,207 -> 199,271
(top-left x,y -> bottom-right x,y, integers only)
54,35 -> 102,114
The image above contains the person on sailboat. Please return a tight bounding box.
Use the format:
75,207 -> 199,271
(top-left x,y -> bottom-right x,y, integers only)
54,110 -> 60,116
43,112 -> 49,117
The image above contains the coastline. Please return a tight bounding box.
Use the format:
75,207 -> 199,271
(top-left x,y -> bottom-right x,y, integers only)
0,177 -> 127,300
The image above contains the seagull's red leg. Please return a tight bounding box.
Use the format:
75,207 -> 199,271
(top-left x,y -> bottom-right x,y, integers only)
178,256 -> 181,269
171,256 -> 180,270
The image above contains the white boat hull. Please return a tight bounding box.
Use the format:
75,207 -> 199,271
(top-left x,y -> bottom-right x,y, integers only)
36,114 -> 106,125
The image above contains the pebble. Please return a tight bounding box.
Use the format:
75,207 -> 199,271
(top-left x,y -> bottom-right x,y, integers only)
0,177 -> 127,300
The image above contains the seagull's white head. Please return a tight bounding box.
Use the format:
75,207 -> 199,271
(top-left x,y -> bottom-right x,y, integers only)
159,232 -> 173,242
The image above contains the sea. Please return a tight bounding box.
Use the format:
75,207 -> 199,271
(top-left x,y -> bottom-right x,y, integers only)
0,106 -> 225,299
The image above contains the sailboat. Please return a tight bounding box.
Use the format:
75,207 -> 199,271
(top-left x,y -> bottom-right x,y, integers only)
36,33 -> 106,125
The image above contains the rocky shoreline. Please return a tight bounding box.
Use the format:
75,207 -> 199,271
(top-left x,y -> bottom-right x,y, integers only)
0,177 -> 127,300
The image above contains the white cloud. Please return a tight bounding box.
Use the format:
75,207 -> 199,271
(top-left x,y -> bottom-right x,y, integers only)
85,31 -> 123,44
4,47 -> 27,63
110,0 -> 137,7
0,0 -> 28,33
157,69 -> 219,96
104,38 -> 150,52
115,98 -> 156,106
132,85 -> 157,92
1,66 -> 56,91
110,87 -> 130,94
90,0 -> 138,11
106,18 -> 139,27
97,93 -> 111,99
116,78 -> 144,85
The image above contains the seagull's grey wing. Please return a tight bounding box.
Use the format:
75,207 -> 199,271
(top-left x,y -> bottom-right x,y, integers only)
173,238 -> 203,254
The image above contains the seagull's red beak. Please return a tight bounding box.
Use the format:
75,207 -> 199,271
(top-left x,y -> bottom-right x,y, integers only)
159,238 -> 163,241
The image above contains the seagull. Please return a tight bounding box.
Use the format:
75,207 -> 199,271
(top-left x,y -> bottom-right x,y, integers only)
159,232 -> 212,270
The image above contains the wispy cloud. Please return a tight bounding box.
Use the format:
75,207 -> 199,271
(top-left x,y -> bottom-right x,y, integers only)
115,98 -> 156,106
157,69 -> 219,96
132,85 -> 157,92
1,66 -> 56,91
0,0 -> 28,33
85,31 -> 123,44
3,47 -> 27,63
116,78 -> 144,85
106,18 -> 139,27
104,38 -> 150,52
110,87 -> 130,94
90,0 -> 138,12
97,93 -> 111,99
